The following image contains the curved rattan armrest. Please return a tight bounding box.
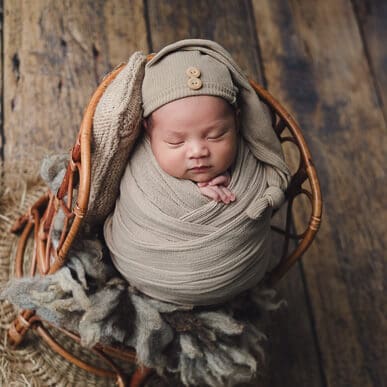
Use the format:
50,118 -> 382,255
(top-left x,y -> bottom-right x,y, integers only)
249,80 -> 322,284
46,65 -> 126,274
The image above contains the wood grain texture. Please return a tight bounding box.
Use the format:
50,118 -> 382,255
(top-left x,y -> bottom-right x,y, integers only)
146,2 -> 324,386
3,0 -> 147,165
252,0 -> 386,386
352,0 -> 387,120
146,0 -> 263,81
259,253 -> 325,387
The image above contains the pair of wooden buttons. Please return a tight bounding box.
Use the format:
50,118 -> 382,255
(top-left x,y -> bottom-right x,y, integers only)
186,66 -> 202,90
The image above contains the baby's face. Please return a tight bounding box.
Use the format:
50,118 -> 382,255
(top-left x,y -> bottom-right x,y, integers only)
145,95 -> 238,183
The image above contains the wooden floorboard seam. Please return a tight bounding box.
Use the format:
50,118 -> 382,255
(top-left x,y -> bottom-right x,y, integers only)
350,0 -> 386,124
143,0 -> 154,53
300,260 -> 329,387
246,0 -> 267,86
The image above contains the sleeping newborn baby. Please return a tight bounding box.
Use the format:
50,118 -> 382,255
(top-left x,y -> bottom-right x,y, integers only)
143,94 -> 238,204
103,39 -> 290,306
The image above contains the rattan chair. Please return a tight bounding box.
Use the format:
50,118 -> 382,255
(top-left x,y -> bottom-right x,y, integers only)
7,57 -> 322,387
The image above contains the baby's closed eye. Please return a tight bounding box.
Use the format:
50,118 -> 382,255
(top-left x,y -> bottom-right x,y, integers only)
165,140 -> 184,147
207,131 -> 226,140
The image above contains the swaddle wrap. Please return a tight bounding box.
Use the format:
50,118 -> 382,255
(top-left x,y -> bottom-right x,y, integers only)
105,135 -> 274,306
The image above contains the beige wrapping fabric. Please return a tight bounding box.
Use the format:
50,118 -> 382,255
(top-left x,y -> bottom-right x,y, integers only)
104,136 -> 274,306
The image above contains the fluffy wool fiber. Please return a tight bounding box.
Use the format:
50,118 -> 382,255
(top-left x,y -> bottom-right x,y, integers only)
1,236 -> 284,386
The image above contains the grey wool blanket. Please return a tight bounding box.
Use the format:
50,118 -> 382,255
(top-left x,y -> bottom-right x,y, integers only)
1,236 -> 285,387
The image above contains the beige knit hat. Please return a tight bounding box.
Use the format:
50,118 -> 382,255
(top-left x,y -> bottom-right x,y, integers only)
142,49 -> 239,117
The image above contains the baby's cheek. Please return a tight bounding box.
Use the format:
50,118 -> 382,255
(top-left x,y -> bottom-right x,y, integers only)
219,142 -> 237,169
157,149 -> 185,178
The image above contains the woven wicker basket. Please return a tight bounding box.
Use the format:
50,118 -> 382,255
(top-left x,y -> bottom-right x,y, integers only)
7,58 -> 322,387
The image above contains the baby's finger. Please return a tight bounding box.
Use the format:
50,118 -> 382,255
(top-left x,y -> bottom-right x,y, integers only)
221,186 -> 236,202
218,186 -> 234,204
211,185 -> 229,203
197,182 -> 209,187
209,173 -> 230,187
198,186 -> 221,202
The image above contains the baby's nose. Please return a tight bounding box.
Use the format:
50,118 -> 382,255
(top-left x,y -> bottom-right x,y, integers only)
188,141 -> 209,158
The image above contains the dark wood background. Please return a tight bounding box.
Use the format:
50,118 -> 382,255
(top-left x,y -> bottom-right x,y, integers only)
0,1 -> 386,386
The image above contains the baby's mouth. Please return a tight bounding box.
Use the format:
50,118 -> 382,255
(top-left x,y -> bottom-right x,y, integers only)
189,166 -> 210,172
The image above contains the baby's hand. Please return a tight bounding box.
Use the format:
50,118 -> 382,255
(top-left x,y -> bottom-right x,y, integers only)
197,172 -> 236,204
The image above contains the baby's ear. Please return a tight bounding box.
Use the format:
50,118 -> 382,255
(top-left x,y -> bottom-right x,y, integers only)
142,118 -> 148,130
143,119 -> 152,140
142,116 -> 153,134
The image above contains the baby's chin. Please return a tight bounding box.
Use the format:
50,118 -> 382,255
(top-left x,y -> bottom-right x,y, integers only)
185,170 -> 219,183
164,166 -> 222,183
189,176 -> 211,183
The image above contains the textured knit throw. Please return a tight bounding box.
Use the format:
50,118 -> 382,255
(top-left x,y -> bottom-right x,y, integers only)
85,52 -> 147,225
104,135 -> 276,306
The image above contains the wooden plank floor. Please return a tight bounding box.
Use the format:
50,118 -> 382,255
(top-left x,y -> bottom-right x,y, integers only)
0,1 -> 386,386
